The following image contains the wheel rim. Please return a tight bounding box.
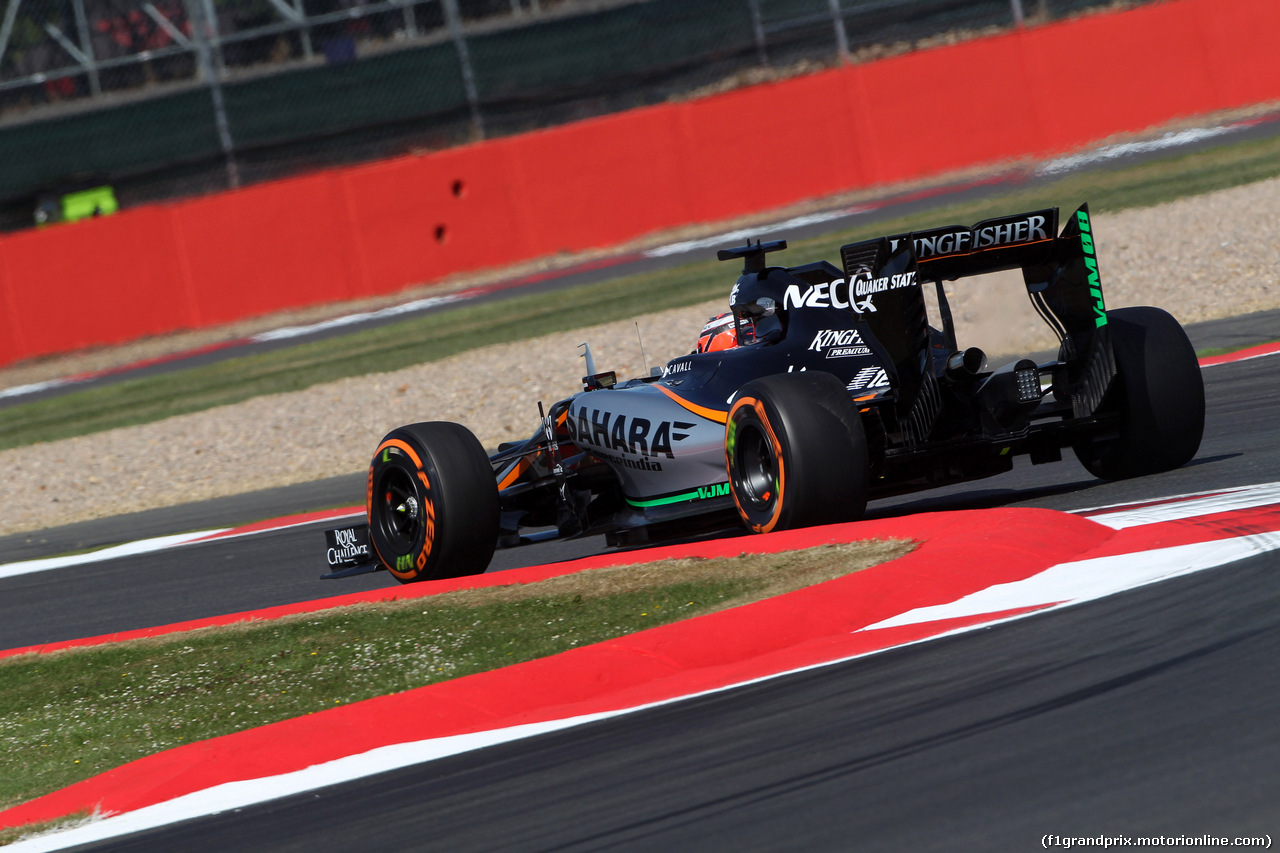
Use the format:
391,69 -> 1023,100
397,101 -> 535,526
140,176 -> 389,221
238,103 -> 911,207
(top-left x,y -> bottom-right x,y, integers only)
374,465 -> 422,553
735,423 -> 777,511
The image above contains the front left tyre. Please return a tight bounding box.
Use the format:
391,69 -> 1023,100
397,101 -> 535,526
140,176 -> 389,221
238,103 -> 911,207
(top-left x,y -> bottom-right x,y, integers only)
367,421 -> 499,582
725,371 -> 869,534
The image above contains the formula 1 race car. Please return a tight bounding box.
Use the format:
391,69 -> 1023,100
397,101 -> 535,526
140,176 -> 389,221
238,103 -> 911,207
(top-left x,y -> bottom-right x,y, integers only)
323,204 -> 1205,582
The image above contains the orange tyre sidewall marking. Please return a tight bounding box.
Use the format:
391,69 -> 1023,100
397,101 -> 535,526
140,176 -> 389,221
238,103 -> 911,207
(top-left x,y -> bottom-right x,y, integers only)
726,396 -> 786,534
370,437 -> 437,581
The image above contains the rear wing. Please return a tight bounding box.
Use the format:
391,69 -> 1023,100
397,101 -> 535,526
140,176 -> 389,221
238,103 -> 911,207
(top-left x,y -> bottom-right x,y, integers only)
839,204 -> 1115,433
882,208 -> 1060,280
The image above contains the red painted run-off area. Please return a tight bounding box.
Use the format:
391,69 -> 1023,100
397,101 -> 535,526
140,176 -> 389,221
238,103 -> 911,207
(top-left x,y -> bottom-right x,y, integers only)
1,0 -> 1276,368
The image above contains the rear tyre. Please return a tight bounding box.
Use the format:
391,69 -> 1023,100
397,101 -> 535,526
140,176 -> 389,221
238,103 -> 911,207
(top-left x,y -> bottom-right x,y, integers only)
725,371 -> 869,534
1073,306 -> 1204,480
367,422 -> 499,582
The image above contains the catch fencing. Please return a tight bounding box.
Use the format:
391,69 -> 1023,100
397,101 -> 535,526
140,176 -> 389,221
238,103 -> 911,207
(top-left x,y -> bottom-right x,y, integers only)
0,0 -> 1150,230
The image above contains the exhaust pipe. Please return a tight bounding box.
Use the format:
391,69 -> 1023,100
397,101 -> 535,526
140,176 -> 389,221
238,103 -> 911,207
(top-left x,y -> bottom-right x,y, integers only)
945,347 -> 988,380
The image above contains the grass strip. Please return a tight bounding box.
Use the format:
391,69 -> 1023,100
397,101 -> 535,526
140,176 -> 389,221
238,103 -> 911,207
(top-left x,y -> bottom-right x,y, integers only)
0,813 -> 92,847
3,130 -> 1280,451
1195,340 -> 1280,359
0,539 -> 911,817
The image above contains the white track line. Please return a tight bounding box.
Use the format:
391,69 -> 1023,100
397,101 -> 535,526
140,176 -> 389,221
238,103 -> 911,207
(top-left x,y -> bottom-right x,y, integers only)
861,532 -> 1280,631
0,511 -> 361,581
8,713 -> 632,852
1080,482 -> 1280,529
1036,125 -> 1241,175
249,294 -> 463,343
0,378 -> 77,400
0,531 -> 228,581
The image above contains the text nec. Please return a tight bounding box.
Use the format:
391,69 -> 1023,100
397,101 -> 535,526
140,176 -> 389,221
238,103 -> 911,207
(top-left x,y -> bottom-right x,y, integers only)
783,272 -> 916,311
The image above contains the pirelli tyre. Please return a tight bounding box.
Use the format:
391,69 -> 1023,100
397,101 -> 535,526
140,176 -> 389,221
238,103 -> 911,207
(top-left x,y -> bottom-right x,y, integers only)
367,421 -> 499,582
725,371 -> 869,534
1073,306 -> 1205,480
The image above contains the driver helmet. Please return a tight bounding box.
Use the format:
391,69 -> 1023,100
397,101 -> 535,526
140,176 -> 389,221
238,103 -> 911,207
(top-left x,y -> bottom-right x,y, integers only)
696,312 -> 739,353
728,277 -> 786,345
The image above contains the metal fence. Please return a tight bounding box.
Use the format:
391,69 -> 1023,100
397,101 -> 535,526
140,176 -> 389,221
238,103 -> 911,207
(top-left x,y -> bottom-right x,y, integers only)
0,0 -> 1147,230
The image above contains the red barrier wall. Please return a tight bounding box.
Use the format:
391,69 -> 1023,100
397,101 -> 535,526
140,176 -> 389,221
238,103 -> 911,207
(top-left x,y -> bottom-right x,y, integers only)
1,0 -> 1277,368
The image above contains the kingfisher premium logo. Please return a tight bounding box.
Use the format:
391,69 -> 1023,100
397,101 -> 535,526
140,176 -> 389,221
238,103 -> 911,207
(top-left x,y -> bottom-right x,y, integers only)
808,329 -> 871,357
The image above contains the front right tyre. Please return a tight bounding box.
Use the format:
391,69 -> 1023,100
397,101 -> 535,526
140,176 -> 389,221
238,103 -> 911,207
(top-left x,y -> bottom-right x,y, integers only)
367,421 -> 499,582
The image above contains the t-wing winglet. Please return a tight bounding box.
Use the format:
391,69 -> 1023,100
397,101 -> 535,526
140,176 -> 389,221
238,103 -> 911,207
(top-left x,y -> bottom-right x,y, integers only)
717,239 -> 788,274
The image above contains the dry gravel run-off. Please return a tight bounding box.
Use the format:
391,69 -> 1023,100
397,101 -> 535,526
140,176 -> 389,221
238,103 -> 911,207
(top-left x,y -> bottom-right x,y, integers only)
2,178 -> 1278,538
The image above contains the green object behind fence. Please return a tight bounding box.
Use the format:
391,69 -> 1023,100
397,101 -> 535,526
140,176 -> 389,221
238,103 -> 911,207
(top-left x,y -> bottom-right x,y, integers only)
60,186 -> 118,221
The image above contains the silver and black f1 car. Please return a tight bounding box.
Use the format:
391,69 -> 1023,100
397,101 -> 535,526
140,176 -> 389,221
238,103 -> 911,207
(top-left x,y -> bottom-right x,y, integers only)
323,204 -> 1205,582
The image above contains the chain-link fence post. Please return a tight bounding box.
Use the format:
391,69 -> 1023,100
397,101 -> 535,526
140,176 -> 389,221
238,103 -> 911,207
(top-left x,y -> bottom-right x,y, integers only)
442,0 -> 485,141
0,0 -> 20,73
70,0 -> 100,95
746,0 -> 768,67
400,0 -> 419,39
186,0 -> 239,188
294,0 -> 314,60
828,0 -> 850,62
199,0 -> 227,77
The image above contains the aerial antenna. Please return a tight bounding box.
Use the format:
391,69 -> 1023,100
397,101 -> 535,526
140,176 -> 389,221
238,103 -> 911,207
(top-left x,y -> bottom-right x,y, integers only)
635,322 -> 652,376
